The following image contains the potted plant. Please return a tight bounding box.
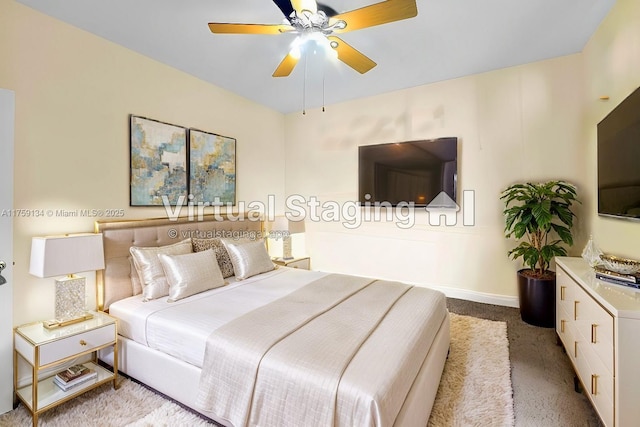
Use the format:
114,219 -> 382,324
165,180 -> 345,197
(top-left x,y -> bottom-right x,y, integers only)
501,180 -> 579,327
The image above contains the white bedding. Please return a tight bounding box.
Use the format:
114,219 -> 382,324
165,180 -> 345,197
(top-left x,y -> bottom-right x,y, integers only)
108,267 -> 329,367
97,217 -> 450,427
195,274 -> 448,427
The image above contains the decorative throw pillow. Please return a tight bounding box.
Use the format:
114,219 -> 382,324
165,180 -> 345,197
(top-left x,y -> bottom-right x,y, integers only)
222,239 -> 274,280
192,238 -> 235,279
158,249 -> 225,302
130,239 -> 192,300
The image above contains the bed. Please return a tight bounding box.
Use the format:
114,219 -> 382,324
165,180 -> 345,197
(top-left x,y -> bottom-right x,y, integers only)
95,214 -> 450,427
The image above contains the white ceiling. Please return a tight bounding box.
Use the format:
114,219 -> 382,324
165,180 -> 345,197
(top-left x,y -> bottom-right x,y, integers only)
16,0 -> 614,114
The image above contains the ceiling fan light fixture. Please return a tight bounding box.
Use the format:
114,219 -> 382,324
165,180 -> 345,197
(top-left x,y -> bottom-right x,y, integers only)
290,32 -> 337,61
290,38 -> 303,59
330,20 -> 347,31
208,0 -> 417,76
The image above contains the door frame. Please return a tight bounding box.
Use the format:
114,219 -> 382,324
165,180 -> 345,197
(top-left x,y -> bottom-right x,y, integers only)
0,88 -> 15,414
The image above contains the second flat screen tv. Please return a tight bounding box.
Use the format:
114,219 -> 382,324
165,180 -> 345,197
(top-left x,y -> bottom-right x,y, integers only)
358,138 -> 458,207
598,86 -> 640,220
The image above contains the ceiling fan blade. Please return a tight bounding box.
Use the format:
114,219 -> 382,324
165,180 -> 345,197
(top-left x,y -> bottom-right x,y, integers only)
208,23 -> 294,35
272,0 -> 295,18
330,0 -> 417,33
327,36 -> 376,74
273,52 -> 300,77
291,0 -> 318,14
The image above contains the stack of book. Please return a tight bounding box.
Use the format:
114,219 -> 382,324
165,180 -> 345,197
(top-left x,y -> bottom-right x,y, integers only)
53,364 -> 97,392
594,266 -> 640,289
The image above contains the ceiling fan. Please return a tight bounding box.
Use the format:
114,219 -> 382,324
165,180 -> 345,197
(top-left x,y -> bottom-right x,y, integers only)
208,0 -> 418,77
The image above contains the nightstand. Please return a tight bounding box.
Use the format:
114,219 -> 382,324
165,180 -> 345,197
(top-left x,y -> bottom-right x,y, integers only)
14,311 -> 118,426
273,256 -> 310,270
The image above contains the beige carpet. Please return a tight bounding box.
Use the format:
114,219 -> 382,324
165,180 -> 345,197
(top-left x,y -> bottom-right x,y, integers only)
0,313 -> 513,427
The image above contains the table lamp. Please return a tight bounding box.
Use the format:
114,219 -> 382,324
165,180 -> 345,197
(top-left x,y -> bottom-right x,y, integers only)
29,233 -> 105,329
267,216 -> 305,260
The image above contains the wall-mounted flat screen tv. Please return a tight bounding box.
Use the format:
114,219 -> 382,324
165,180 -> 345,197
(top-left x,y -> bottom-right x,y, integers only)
597,86 -> 640,220
358,137 -> 458,207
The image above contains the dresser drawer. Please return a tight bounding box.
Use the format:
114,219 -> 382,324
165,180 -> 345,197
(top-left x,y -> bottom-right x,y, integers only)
39,323 -> 116,366
556,269 -> 574,314
556,303 -> 575,355
573,284 -> 614,372
575,338 -> 614,427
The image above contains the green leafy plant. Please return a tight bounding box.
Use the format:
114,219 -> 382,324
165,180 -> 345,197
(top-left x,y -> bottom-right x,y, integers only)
501,181 -> 579,279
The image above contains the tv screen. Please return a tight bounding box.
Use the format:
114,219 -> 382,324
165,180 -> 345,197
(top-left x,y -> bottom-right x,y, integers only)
597,86 -> 640,220
358,138 -> 457,207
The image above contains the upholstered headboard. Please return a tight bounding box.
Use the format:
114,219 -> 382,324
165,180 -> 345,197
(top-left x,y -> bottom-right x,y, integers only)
94,214 -> 263,311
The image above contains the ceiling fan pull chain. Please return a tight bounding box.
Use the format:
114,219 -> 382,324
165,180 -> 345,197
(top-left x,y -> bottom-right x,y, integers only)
322,64 -> 325,112
302,53 -> 308,115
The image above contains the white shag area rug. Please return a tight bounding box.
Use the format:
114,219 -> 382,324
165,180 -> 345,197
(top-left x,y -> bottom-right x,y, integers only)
0,313 -> 513,427
428,313 -> 515,427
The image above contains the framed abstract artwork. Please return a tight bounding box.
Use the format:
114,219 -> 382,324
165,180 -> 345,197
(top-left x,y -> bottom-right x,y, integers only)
130,115 -> 188,206
189,129 -> 236,205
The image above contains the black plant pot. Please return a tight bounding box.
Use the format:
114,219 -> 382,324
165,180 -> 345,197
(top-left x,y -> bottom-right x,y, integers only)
517,269 -> 556,328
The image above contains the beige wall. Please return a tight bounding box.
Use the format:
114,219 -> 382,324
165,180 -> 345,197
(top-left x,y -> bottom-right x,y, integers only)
0,1 -> 286,325
284,54 -> 588,305
284,0 -> 640,304
582,0 -> 640,259
2,0 -> 639,323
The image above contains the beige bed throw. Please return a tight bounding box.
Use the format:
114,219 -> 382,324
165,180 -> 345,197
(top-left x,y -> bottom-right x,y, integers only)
196,274 -> 448,427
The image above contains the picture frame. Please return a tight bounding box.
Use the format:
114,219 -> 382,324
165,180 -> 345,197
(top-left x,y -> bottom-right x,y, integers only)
130,115 -> 188,206
189,128 -> 236,206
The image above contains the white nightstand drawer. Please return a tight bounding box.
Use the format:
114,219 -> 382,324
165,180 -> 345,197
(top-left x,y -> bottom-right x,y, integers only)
39,324 -> 115,366
14,311 -> 119,424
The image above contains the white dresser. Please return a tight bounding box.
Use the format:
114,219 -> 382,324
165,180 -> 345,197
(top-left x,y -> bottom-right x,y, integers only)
556,257 -> 640,427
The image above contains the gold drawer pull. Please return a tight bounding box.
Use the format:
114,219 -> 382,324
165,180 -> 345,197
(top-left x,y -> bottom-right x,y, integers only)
560,319 -> 566,333
560,286 -> 566,301
574,300 -> 579,320
574,341 -> 578,358
591,324 -> 597,343
591,374 -> 598,395
79,339 -> 87,346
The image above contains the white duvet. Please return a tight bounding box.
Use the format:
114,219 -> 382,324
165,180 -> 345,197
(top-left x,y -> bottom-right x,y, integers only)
108,267 -> 329,367
195,273 -> 448,427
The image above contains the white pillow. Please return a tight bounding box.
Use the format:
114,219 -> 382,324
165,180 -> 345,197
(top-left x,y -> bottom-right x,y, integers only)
129,256 -> 143,295
130,239 -> 192,300
159,249 -> 225,302
222,239 -> 274,280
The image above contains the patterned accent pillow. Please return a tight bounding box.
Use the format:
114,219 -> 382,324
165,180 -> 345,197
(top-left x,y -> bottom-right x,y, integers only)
192,238 -> 235,279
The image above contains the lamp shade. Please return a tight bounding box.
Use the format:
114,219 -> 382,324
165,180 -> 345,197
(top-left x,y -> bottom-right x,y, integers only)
29,233 -> 105,278
267,216 -> 305,234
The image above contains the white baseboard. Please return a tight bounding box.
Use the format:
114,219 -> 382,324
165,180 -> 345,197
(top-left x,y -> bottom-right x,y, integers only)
428,284 -> 520,308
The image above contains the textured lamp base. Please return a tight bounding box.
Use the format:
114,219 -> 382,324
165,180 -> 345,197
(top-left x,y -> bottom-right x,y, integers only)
44,275 -> 90,329
282,236 -> 293,260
